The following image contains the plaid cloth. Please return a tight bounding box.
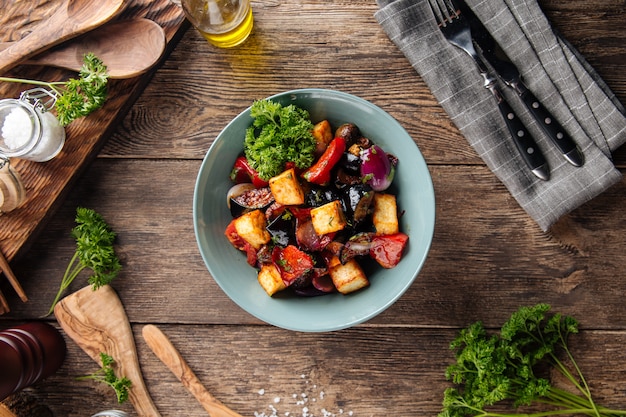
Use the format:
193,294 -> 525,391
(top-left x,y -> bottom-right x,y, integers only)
375,0 -> 626,231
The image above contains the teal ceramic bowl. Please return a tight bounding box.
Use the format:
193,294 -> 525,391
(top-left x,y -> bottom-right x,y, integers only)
193,89 -> 435,332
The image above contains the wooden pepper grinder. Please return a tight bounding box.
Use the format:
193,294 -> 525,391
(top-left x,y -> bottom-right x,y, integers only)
0,322 -> 66,401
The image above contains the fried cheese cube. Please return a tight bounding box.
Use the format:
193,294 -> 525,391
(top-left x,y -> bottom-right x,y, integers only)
312,120 -> 334,155
372,193 -> 399,235
269,167 -> 305,206
348,143 -> 364,157
233,209 -> 271,250
328,256 -> 369,294
310,200 -> 347,235
257,263 -> 286,296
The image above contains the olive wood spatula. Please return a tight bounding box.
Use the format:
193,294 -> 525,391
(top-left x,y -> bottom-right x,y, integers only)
142,324 -> 245,417
54,285 -> 161,417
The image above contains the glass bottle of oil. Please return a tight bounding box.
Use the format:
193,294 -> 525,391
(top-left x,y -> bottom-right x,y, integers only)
181,0 -> 254,48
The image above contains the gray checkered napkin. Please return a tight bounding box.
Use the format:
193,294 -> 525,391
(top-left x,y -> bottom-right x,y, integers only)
375,0 -> 626,231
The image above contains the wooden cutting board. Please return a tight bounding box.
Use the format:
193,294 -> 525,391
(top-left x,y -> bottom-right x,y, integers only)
0,2 -> 187,267
0,0 -> 187,300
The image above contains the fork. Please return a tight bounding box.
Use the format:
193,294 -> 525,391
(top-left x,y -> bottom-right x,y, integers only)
428,0 -> 550,181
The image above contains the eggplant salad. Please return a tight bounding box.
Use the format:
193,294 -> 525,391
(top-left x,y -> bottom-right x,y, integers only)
225,99 -> 409,297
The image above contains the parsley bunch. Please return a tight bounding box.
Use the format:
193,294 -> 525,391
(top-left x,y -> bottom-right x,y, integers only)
0,53 -> 108,126
47,207 -> 121,315
78,352 -> 132,404
440,304 -> 625,417
244,99 -> 316,180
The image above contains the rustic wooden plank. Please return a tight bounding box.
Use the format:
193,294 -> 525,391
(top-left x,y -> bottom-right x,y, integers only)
101,2 -> 470,162
0,0 -> 625,415
2,160 -> 625,330
0,0 -> 187,263
102,0 -> 626,169
5,325 -> 626,417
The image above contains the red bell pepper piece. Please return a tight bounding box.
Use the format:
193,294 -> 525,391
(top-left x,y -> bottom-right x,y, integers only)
289,206 -> 312,222
302,137 -> 346,185
369,233 -> 409,269
230,156 -> 269,188
272,245 -> 314,286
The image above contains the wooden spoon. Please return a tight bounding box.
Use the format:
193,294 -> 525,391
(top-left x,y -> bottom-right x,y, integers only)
142,324 -> 245,417
54,285 -> 161,417
0,0 -> 124,75
0,19 -> 166,79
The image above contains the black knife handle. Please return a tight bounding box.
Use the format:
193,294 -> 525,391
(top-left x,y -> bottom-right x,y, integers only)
516,83 -> 584,167
491,86 -> 550,181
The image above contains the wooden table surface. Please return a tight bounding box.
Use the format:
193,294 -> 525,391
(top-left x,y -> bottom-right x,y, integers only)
2,1 -> 626,416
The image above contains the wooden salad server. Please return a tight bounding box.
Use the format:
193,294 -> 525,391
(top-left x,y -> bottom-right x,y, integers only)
0,19 -> 166,79
54,285 -> 161,417
0,0 -> 124,75
142,324 -> 245,417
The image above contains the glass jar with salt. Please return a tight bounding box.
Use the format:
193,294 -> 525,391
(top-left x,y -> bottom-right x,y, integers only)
0,88 -> 65,162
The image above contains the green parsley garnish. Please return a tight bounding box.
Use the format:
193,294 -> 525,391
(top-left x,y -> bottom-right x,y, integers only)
78,352 -> 132,404
0,53 -> 108,126
47,207 -> 121,315
440,304 -> 625,417
244,99 -> 316,180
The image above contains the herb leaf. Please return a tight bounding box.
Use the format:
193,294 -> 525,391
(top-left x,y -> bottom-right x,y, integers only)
243,99 -> 316,180
47,207 -> 121,315
0,53 -> 108,126
78,352 -> 132,404
439,304 -> 623,417
54,53 -> 108,126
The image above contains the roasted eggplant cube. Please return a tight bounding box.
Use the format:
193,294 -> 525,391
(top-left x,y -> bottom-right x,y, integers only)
266,211 -> 296,247
269,167 -> 305,206
372,193 -> 399,235
233,209 -> 271,249
342,183 -> 374,223
328,255 -> 369,294
257,264 -> 286,296
339,151 -> 362,174
306,185 -> 342,208
310,200 -> 347,235
229,186 -> 275,218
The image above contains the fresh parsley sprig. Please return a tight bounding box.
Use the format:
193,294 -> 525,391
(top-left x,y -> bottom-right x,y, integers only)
244,99 -> 316,180
78,352 -> 132,404
439,304 -> 626,417
47,207 -> 121,315
0,52 -> 108,126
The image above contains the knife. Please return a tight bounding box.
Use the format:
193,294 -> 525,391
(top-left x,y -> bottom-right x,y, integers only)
482,69 -> 551,181
457,0 -> 585,167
